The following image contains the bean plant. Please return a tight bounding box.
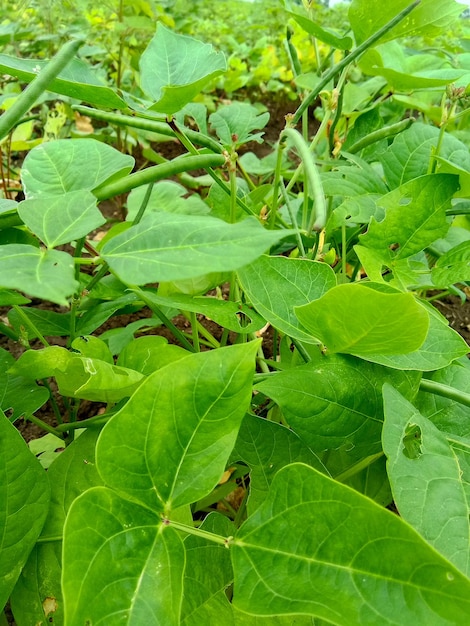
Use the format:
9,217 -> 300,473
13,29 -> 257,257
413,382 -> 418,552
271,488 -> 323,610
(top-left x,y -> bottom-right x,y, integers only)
2,0 -> 470,624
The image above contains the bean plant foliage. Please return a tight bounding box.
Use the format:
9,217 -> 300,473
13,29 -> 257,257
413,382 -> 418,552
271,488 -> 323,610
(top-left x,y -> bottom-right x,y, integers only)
2,0 -> 470,624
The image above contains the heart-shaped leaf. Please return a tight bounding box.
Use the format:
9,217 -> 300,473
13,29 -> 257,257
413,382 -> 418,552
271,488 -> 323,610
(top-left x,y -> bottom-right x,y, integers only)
101,214 -> 291,284
21,138 -> 134,198
96,342 -> 259,512
140,25 -> 226,114
294,283 -> 429,357
209,103 -> 269,147
232,463 -> 470,624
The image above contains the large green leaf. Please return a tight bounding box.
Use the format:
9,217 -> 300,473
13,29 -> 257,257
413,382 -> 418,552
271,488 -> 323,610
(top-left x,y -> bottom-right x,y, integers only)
255,354 -> 419,458
232,463 -> 470,624
101,214 -> 290,284
0,54 -> 126,109
0,410 -> 50,609
117,335 -> 189,374
237,255 -> 336,344
10,430 -> 102,626
349,0 -> 462,45
0,244 -> 77,305
382,384 -> 470,576
359,174 -> 458,263
432,240 -> 470,287
63,487 -> 183,625
360,307 -> 469,371
17,190 -> 105,248
294,283 -> 429,357
231,414 -> 327,513
96,342 -> 259,512
21,138 -> 134,198
140,25 -> 226,114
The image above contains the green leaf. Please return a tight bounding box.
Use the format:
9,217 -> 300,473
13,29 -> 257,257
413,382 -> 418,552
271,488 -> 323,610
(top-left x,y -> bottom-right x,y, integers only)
359,174 -> 458,263
417,363 -> 470,438
63,487 -> 183,625
181,513 -> 235,626
101,214 -> 291,285
117,335 -> 189,374
0,410 -> 50,609
380,123 -> 468,188
28,433 -> 64,469
237,255 -> 336,344
361,307 -> 469,371
382,384 -> 470,576
432,240 -> 470,287
55,357 -> 144,402
10,429 -> 103,626
294,283 -> 429,357
209,103 -> 269,147
0,348 -> 49,420
232,414 -> 327,513
349,0 -> 462,45
0,288 -> 30,306
97,342 -> 259,512
140,25 -> 226,114
321,161 -> 388,198
17,190 -> 105,248
21,138 -> 134,198
255,354 -> 419,457
0,53 -> 126,109
71,335 -> 113,363
126,181 -> 210,220
286,11 -> 353,49
8,307 -> 70,338
0,244 -> 77,305
232,463 -> 470,624
139,290 -> 266,334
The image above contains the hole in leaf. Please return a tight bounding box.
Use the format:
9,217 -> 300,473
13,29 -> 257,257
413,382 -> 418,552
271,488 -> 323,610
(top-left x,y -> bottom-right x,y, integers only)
399,196 -> 412,206
402,423 -> 422,459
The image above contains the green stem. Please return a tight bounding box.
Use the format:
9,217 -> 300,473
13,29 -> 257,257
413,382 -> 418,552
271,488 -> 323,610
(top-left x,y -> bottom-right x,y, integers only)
189,311 -> 200,352
132,182 -> 154,226
269,137 -> 288,229
419,378 -> 470,409
0,321 -> 18,340
164,518 -> 232,547
55,412 -> 113,432
94,154 -> 226,202
280,182 -> 306,257
72,105 -> 224,154
134,288 -> 196,352
12,305 -> 49,347
0,39 -> 83,141
335,452 -> 384,483
292,0 -> 421,125
24,413 -> 63,438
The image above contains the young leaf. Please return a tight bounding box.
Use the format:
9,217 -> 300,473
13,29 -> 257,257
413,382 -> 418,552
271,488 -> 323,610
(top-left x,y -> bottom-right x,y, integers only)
101,214 -> 291,284
237,255 -> 336,344
17,190 -> 105,248
117,335 -> 189,374
232,463 -> 470,624
140,25 -> 226,114
294,283 -> 429,357
382,384 -> 470,576
209,102 -> 269,147
63,487 -> 183,625
21,138 -> 134,198
255,354 -> 419,458
0,244 -> 78,306
0,410 -> 50,609
96,342 -> 260,513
